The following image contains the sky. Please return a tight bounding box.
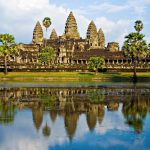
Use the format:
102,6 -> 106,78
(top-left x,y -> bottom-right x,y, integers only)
0,0 -> 150,47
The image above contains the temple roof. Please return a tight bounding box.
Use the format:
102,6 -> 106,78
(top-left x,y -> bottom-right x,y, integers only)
73,49 -> 125,60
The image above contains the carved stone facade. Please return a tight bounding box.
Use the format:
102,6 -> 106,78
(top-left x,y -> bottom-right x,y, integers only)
0,11 -> 149,71
32,21 -> 43,45
50,29 -> 58,40
64,11 -> 80,40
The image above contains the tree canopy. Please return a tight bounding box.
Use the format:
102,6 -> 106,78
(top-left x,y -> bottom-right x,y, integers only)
87,57 -> 105,74
38,46 -> 55,64
42,17 -> 51,31
0,34 -> 17,74
122,20 -> 150,82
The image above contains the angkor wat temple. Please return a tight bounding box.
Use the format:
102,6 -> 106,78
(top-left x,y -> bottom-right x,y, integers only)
1,11 -> 150,71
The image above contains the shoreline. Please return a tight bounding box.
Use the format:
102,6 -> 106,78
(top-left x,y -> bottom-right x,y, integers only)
0,72 -> 150,82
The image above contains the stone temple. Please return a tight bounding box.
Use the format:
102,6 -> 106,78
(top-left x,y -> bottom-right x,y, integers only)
0,11 -> 149,71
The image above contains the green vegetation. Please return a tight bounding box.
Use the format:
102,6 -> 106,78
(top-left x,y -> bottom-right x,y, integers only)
87,57 -> 105,74
87,89 -> 105,103
38,46 -> 55,64
0,72 -> 149,82
42,17 -> 51,32
43,17 -> 51,47
0,34 -> 17,75
122,20 -> 150,82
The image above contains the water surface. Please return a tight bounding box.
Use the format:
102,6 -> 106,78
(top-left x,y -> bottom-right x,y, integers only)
0,82 -> 150,150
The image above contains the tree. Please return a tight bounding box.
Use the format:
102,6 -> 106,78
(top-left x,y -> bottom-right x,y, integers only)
122,20 -> 150,82
38,46 -> 55,65
87,57 -> 105,74
42,122 -> 51,137
42,17 -> 51,47
0,34 -> 17,75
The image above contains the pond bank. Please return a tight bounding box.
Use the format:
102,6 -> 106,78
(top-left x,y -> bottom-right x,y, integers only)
0,72 -> 150,82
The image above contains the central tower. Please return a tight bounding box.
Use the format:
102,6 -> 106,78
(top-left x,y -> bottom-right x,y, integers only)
64,11 -> 80,40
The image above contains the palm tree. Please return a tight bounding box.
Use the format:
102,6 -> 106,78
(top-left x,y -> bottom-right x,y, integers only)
0,34 -> 17,75
122,20 -> 149,82
42,17 -> 51,47
42,122 -> 51,137
134,20 -> 143,33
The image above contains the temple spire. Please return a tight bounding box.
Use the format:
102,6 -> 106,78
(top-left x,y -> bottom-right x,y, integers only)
64,11 -> 80,39
32,21 -> 43,45
87,21 -> 98,48
50,29 -> 58,40
98,28 -> 105,49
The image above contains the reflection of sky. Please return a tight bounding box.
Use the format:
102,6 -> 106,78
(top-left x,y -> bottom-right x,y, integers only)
0,106 -> 150,150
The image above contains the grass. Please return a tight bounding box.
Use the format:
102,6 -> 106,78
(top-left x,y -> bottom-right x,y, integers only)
0,72 -> 149,82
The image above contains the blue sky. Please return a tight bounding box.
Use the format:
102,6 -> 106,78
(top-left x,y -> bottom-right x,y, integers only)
0,0 -> 150,47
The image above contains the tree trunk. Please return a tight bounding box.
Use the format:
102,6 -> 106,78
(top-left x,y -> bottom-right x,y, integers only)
133,59 -> 137,83
45,29 -> 47,48
4,55 -> 8,75
95,69 -> 98,75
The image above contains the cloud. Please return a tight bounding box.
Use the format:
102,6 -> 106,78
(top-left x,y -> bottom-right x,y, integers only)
95,17 -> 131,46
0,0 -> 149,47
127,0 -> 150,15
89,2 -> 129,13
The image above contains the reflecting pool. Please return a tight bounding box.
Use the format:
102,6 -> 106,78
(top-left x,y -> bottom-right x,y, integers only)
0,82 -> 150,150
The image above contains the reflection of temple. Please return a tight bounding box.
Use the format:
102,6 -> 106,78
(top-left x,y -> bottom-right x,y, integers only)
0,11 -> 149,71
0,87 -> 150,138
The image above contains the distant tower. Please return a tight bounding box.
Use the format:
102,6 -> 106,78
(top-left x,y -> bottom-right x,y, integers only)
107,42 -> 120,51
64,11 -> 80,39
32,21 -> 43,45
50,29 -> 58,40
87,21 -> 98,48
98,28 -> 105,49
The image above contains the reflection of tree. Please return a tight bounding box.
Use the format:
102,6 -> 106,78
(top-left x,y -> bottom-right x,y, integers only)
32,104 -> 43,131
0,100 -> 16,125
122,96 -> 150,133
40,93 -> 57,110
87,89 -> 105,103
42,123 -> 51,137
107,102 -> 119,111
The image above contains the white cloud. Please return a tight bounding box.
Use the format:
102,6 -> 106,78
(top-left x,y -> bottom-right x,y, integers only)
89,2 -> 129,13
95,17 -> 131,46
1,0 -> 148,47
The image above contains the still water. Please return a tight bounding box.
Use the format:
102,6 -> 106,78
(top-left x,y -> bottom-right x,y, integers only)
0,82 -> 150,150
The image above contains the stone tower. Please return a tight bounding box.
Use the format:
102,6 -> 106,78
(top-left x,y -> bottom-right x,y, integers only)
50,29 -> 58,40
98,28 -> 105,49
87,21 -> 98,48
32,21 -> 43,45
64,11 -> 80,39
107,42 -> 119,52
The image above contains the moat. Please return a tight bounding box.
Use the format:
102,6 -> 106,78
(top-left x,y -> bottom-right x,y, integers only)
0,82 -> 150,150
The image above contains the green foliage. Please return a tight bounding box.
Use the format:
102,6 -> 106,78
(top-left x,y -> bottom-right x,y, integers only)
122,32 -> 148,58
38,46 -> 55,64
134,20 -> 143,33
42,17 -> 51,31
0,34 -> 17,56
122,20 -> 150,81
87,89 -> 105,103
0,34 -> 17,74
87,57 -> 105,73
0,100 -> 16,125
